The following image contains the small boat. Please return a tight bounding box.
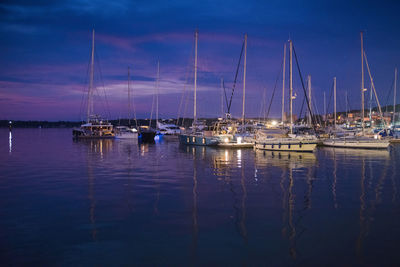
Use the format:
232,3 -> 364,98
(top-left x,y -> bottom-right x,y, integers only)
254,129 -> 317,152
139,126 -> 157,143
114,126 -> 138,139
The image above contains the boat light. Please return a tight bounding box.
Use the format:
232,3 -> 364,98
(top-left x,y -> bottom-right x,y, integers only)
237,137 -> 242,144
224,138 -> 229,143
271,120 -> 278,126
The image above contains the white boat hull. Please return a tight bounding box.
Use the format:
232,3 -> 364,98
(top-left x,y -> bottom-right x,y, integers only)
255,140 -> 317,152
218,142 -> 254,148
115,132 -> 138,139
322,139 -> 389,149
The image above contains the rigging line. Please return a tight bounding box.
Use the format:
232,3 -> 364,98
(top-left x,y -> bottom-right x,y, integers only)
383,78 -> 394,113
311,97 -> 322,126
95,48 -> 112,120
258,86 -> 267,121
364,51 -> 387,128
346,92 -> 352,114
298,95 -> 306,122
227,40 -> 245,114
265,57 -> 284,121
292,45 -> 317,132
129,66 -> 138,129
149,65 -> 157,128
79,53 -> 92,122
223,80 -> 229,113
325,81 -> 334,125
182,66 -> 194,126
177,40 -> 195,125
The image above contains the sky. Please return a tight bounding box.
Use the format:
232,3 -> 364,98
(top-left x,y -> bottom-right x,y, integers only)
1,0 -> 400,121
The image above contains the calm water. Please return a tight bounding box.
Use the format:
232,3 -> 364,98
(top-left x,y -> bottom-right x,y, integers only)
1,128 -> 400,266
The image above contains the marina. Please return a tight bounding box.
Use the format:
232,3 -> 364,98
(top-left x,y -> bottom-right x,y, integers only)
2,0 -> 400,265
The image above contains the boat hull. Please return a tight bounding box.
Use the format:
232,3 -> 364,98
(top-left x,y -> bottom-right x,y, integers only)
218,142 -> 254,148
72,129 -> 115,139
255,140 -> 317,152
140,132 -> 156,143
179,134 -> 219,146
323,139 -> 390,149
115,133 -> 138,139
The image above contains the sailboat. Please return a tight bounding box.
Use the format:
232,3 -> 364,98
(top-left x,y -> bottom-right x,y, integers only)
255,40 -> 317,152
178,30 -> 220,146
73,29 -> 114,139
115,67 -> 138,139
139,61 -> 159,143
216,33 -> 254,148
323,32 -> 389,149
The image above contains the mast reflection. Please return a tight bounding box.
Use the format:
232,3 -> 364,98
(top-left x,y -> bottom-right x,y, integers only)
191,147 -> 198,264
77,139 -> 113,241
255,150 -> 317,260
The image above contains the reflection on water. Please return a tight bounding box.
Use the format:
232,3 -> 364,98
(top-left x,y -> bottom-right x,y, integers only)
1,129 -> 400,266
9,130 -> 12,154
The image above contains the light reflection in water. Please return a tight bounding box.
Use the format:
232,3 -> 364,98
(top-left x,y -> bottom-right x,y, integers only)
237,149 -> 242,168
9,130 -> 12,154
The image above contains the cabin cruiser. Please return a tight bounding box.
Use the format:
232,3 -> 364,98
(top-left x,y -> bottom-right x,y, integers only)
73,115 -> 114,139
157,121 -> 181,135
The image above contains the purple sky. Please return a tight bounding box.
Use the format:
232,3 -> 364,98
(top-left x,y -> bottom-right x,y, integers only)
1,0 -> 400,121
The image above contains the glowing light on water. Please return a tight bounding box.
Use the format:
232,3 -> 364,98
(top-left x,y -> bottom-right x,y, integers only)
237,149 -> 242,167
9,131 -> 12,154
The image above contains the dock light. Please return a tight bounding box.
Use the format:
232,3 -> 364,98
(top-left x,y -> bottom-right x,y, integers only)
237,137 -> 242,144
271,120 -> 278,126
9,121 -> 12,124
224,138 -> 229,143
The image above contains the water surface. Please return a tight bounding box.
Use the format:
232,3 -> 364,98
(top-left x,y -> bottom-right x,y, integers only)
1,129 -> 400,265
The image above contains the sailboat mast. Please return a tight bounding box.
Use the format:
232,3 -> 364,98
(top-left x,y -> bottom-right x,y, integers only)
242,33 -> 247,129
394,68 -> 397,126
87,29 -> 95,123
128,67 -> 131,126
282,43 -> 286,124
289,40 -> 293,134
361,31 -> 365,134
345,90 -> 348,120
220,77 -> 224,118
156,60 -> 160,129
324,91 -> 326,126
334,77 -> 337,129
307,75 -> 312,126
194,30 -> 198,126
